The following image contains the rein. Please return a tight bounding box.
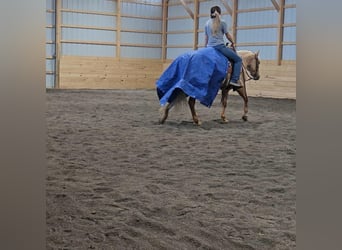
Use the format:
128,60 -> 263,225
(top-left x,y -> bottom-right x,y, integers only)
242,64 -> 254,81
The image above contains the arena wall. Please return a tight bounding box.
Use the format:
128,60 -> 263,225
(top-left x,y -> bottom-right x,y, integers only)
59,57 -> 295,99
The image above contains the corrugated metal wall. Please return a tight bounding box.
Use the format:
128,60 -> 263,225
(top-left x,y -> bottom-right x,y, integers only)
61,0 -> 116,57
236,0 -> 296,60
46,0 -> 296,87
120,1 -> 162,58
46,0 -> 56,88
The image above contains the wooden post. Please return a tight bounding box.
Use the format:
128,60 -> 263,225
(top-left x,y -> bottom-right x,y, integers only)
232,0 -> 238,44
116,0 -> 121,58
277,0 -> 285,65
55,0 -> 62,88
193,0 -> 199,50
162,0 -> 168,61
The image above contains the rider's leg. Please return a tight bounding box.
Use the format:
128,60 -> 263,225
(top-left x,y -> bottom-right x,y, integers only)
214,44 -> 242,88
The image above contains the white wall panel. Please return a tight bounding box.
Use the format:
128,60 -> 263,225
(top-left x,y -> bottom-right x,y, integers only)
62,0 -> 115,12
46,12 -> 55,25
283,45 -> 296,60
121,32 -> 161,45
285,8 -> 296,23
238,11 -> 278,26
46,60 -> 55,72
283,27 -> 296,42
167,48 -> 193,59
121,2 -> 162,16
121,17 -> 161,31
167,33 -> 193,45
120,47 -> 161,59
62,28 -> 115,42
46,75 -> 55,88
238,28 -> 278,43
167,19 -> 193,32
238,0 -> 273,9
168,5 -> 191,17
46,44 -> 55,57
62,12 -> 116,27
238,46 -> 277,60
62,44 -> 115,57
46,28 -> 55,41
46,0 -> 55,10
199,0 -> 225,15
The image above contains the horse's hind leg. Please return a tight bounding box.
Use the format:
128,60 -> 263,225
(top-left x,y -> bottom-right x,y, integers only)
188,97 -> 201,125
236,87 -> 248,121
159,102 -> 170,124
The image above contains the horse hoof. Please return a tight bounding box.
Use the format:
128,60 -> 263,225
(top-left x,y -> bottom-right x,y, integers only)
159,106 -> 169,124
242,115 -> 248,121
193,120 -> 202,126
221,117 -> 228,123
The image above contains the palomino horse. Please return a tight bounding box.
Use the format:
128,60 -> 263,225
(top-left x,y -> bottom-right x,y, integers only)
219,50 -> 260,123
159,49 -> 260,125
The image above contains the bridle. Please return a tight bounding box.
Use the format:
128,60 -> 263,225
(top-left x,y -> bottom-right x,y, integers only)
242,53 -> 260,81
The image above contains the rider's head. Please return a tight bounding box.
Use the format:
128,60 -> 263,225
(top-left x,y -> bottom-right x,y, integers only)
210,6 -> 221,18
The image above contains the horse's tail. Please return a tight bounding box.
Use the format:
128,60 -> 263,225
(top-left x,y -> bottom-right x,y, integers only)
170,90 -> 187,112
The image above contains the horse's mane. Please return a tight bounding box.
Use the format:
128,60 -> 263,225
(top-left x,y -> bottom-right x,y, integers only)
237,50 -> 254,57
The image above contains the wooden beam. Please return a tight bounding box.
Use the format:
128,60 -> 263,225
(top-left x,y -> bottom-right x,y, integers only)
61,9 -> 116,16
237,7 -> 278,13
270,0 -> 280,12
55,0 -> 61,88
220,0 -> 233,16
116,0 -> 121,58
162,0 -> 168,61
61,40 -> 116,46
120,43 -> 162,48
61,24 -> 116,31
277,0 -> 285,65
179,0 -> 194,19
232,0 -> 238,44
193,0 -> 199,50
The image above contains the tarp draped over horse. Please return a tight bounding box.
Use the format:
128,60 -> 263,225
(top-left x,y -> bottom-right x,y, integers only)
156,47 -> 229,108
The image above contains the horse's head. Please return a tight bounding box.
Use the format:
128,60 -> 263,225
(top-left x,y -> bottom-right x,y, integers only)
238,50 -> 261,81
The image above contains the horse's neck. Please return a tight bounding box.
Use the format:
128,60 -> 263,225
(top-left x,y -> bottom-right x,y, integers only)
237,50 -> 253,66
236,50 -> 254,82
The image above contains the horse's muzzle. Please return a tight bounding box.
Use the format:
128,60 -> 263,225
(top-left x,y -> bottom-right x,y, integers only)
254,75 -> 260,80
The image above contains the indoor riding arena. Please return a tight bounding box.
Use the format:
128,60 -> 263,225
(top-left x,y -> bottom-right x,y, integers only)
46,0 -> 296,249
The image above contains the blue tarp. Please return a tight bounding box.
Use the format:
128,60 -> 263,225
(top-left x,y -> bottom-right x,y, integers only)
156,47 -> 229,108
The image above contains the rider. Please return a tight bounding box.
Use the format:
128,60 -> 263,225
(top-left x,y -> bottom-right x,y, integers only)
204,6 -> 242,90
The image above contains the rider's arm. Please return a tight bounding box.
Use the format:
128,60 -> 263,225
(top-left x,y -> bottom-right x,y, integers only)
225,32 -> 235,46
204,34 -> 208,47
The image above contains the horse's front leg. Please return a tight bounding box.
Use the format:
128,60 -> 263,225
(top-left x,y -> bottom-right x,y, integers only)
220,88 -> 229,123
236,87 -> 248,121
188,97 -> 201,125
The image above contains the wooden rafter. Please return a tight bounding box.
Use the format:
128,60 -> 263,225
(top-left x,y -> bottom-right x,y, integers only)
220,0 -> 233,16
270,0 -> 280,12
179,0 -> 194,19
